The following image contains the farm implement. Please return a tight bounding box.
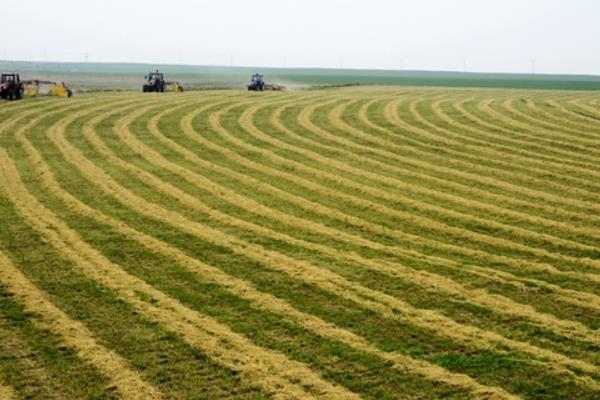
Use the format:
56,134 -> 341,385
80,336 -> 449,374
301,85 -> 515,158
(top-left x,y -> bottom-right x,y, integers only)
143,70 -> 184,93
23,80 -> 73,98
1,73 -> 73,101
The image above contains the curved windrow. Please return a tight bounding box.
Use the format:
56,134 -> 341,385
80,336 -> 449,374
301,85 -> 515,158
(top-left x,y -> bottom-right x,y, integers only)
1,88 -> 600,400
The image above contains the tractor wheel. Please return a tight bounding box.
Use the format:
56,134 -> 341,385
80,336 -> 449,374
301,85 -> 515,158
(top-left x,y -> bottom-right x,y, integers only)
16,88 -> 23,100
143,85 -> 148,92
8,89 -> 15,101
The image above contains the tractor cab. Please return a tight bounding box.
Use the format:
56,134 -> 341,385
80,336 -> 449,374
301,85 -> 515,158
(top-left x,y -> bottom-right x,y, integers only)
1,73 -> 20,84
148,71 -> 164,82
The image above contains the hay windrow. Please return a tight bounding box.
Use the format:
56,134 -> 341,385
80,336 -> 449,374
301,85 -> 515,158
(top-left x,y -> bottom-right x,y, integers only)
361,95 -> 597,201
153,100 -> 600,341
385,98 -> 600,211
475,99 -> 600,173
418,97 -> 600,197
2,88 -> 600,398
426,97 -> 600,203
537,99 -> 600,132
0,248 -> 163,400
3,110 -> 360,400
234,98 -> 600,282
37,96 -> 600,384
332,99 -> 600,241
0,382 -> 16,400
501,99 -> 600,155
568,98 -> 600,120
311,101 -> 600,258
17,101 -> 519,399
523,98 -> 600,140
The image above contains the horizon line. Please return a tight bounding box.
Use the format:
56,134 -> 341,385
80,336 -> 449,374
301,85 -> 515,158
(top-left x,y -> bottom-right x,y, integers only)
2,59 -> 600,79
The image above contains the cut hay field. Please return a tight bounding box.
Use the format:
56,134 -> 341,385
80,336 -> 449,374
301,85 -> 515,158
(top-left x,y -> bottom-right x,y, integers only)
0,86 -> 599,399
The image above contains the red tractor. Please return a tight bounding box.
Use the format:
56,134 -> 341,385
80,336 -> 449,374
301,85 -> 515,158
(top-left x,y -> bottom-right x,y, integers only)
0,73 -> 25,101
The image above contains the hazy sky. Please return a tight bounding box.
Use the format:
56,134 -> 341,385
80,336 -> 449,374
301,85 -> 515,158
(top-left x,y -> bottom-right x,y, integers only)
5,0 -> 600,74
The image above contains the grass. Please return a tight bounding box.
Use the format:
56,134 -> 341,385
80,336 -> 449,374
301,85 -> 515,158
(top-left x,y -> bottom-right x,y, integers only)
0,87 -> 599,399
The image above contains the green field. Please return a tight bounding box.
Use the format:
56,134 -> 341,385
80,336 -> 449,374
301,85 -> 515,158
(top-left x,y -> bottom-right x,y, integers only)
0,87 -> 599,399
4,60 -> 600,91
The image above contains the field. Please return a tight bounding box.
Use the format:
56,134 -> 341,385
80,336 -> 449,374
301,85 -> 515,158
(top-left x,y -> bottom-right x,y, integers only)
0,86 -> 599,400
5,60 -> 600,91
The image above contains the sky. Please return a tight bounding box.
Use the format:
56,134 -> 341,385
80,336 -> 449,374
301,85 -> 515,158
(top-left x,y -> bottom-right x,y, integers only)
4,0 -> 600,75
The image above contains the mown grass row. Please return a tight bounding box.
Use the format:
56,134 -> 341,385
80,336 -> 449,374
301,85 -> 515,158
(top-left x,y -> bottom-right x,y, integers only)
0,96 -> 272,399
0,88 -> 599,399
34,91 -> 600,378
359,96 -> 600,222
9,96 -> 506,400
0,95 -> 478,397
71,90 -> 600,390
104,99 -> 600,372
0,96 -> 536,400
386,96 -> 600,207
10,97 -> 376,398
218,94 -> 600,294
55,91 -> 600,382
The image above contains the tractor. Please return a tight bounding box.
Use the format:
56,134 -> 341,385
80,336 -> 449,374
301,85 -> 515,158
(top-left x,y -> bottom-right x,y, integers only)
247,73 -> 286,91
0,73 -> 25,101
143,70 -> 166,92
247,73 -> 265,91
142,70 -> 184,92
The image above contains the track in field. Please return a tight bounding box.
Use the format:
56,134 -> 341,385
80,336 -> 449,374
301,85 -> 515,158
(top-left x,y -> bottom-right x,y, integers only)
0,87 -> 599,399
